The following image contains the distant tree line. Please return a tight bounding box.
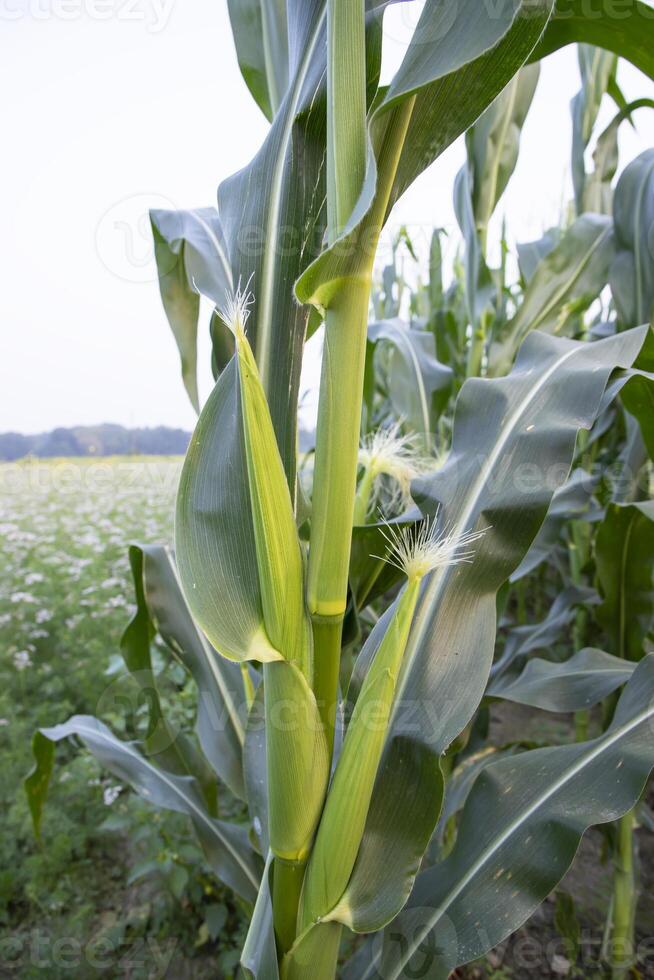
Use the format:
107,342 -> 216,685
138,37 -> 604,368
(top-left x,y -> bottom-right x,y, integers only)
0,425 -> 191,461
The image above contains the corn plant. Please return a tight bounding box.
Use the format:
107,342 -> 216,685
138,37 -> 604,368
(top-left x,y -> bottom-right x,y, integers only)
26,3 -> 654,978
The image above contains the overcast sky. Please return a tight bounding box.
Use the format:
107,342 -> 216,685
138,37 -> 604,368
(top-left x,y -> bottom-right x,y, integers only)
2,1 -> 654,434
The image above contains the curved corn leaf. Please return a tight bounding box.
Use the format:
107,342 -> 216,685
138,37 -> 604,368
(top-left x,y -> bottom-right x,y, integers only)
176,358 -> 278,664
327,327 -> 648,935
121,545 -> 219,812
227,0 -> 289,121
296,0 -> 555,307
150,208 -> 232,412
25,716 -> 261,903
571,45 -> 617,215
491,215 -> 615,373
487,647 -> 635,712
132,543 -> 248,801
241,855 -> 279,980
596,500 -> 654,661
492,584 -> 600,681
453,165 -> 494,329
517,227 -> 560,285
350,655 -> 654,980
531,0 -> 654,80
583,100 -> 654,215
368,319 -> 453,450
510,469 -> 599,581
467,64 -> 541,236
620,329 -> 654,459
610,148 -> 654,329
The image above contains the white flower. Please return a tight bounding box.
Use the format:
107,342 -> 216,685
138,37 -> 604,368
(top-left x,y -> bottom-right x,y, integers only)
13,650 -> 33,671
10,592 -> 37,604
103,785 -> 122,806
25,572 -> 44,585
35,609 -> 53,624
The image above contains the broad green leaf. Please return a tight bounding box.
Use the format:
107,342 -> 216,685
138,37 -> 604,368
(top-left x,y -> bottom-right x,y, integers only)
26,716 -> 261,903
610,148 -> 654,328
150,208 -> 232,412
583,100 -> 654,215
241,854 -> 280,980
176,358 -> 279,665
329,327 -> 648,934
466,64 -> 541,237
531,0 -> 654,81
487,647 -> 635,712
595,500 -> 654,661
453,165 -> 494,329
491,215 -> 615,373
492,584 -> 600,680
133,543 -> 248,801
510,469 -> 599,581
368,319 -> 453,451
227,0 -> 289,121
296,0 -> 555,308
570,45 -> 617,215
121,544 -> 219,811
354,655 -> 654,980
516,227 -> 560,284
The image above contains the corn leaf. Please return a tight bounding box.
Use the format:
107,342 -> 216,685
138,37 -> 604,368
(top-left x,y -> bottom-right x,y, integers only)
325,327 -> 648,934
491,215 -> 615,373
595,500 -> 654,661
571,45 -> 617,215
531,0 -> 654,80
349,655 -> 654,980
610,148 -> 654,329
227,0 -> 289,121
487,647 -> 636,712
368,319 -> 453,451
150,208 -> 232,412
466,64 -> 541,235
131,543 -> 248,801
121,544 -> 219,812
25,716 -> 262,903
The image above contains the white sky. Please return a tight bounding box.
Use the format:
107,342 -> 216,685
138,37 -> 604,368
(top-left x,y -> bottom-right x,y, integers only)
1,1 -> 654,434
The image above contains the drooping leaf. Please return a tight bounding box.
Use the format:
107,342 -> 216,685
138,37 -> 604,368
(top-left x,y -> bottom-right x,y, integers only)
583,100 -> 654,215
26,716 -> 261,903
466,63 -> 541,237
610,148 -> 654,329
150,208 -> 232,412
487,647 -> 635,712
328,327 -> 648,935
570,45 -> 617,215
492,584 -> 601,681
491,215 -> 615,373
352,655 -> 654,980
133,543 -> 248,801
241,855 -> 279,980
595,500 -> 654,661
227,0 -> 289,121
368,319 -> 453,450
516,227 -> 561,285
121,544 -> 219,811
510,469 -> 599,581
531,0 -> 654,81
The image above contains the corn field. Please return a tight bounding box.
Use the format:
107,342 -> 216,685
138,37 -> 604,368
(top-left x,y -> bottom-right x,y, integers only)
26,2 -> 654,978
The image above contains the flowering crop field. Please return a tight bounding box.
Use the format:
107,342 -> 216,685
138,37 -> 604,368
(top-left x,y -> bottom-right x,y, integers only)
0,459 -> 245,978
